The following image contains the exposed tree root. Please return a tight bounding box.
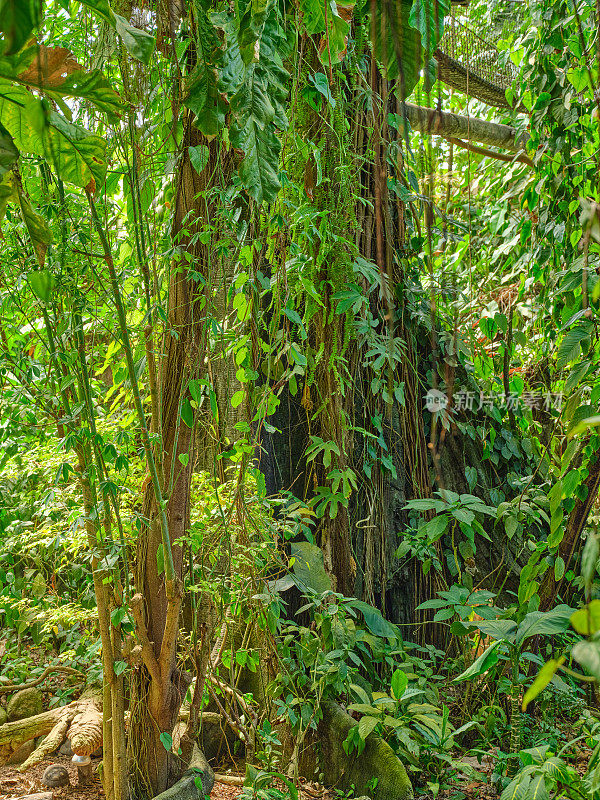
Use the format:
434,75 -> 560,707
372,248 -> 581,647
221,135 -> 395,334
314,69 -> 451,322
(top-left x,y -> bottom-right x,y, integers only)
0,692 -> 102,771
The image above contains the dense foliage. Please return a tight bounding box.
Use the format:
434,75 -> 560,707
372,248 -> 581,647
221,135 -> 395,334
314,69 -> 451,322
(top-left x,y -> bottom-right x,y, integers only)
1,0 -> 600,799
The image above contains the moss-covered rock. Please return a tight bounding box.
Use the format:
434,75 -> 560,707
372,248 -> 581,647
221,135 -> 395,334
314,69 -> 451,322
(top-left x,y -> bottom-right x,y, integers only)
317,701 -> 413,800
7,739 -> 35,764
0,706 -> 7,726
7,688 -> 43,722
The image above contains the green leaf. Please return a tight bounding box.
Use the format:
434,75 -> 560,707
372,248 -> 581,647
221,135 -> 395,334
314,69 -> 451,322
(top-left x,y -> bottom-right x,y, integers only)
415,598 -> 448,610
180,398 -> 194,428
357,715 -> 379,740
0,0 -> 41,55
390,668 -> 408,700
554,556 -> 565,581
516,605 -> 574,646
214,1 -> 288,204
409,0 -> 448,56
475,619 -> 518,642
31,572 -> 46,599
519,745 -> 551,766
188,144 -> 210,175
231,390 -> 245,408
528,775 -> 549,800
185,61 -> 227,135
290,541 -> 332,594
0,82 -> 107,187
556,321 -> 592,370
183,7 -> 226,134
78,0 -> 155,63
29,269 -> 54,303
453,640 -> 502,682
372,0 -> 447,99
571,600 -> 600,636
500,774 -> 531,800
522,658 -> 565,711
114,659 -> 127,676
159,731 -> 173,751
572,639 -> 600,680
0,125 -> 17,176
348,599 -> 398,639
297,0 -> 351,63
113,13 -> 155,64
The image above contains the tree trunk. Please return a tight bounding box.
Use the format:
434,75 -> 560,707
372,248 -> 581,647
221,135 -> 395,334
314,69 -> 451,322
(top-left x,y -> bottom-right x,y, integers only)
128,118 -> 227,800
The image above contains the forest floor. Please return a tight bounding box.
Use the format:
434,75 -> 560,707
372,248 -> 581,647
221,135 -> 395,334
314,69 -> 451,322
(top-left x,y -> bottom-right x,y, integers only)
0,747 -> 589,800
0,756 -> 244,800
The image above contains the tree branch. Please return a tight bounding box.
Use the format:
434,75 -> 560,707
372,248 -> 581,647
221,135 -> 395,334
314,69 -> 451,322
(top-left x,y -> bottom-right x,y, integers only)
130,593 -> 161,685
448,137 -> 534,168
0,666 -> 84,695
401,103 -> 529,153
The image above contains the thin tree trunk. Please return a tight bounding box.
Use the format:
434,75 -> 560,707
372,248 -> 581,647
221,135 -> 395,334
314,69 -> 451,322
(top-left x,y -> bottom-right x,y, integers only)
129,117 -> 230,799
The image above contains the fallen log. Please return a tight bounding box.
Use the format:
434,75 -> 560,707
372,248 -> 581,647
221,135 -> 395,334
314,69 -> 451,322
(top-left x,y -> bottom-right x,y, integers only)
0,691 -> 102,771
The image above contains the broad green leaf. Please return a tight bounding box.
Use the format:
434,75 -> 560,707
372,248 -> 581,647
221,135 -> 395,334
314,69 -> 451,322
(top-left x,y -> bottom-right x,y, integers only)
0,45 -> 124,119
0,82 -> 107,187
516,605 -> 574,646
0,124 -> 17,175
183,3 -> 225,132
542,756 -> 571,782
556,321 -> 592,370
500,774 -> 531,800
570,415 -> 600,437
522,658 -> 564,710
357,715 -> 379,740
348,599 -> 398,639
415,598 -> 448,610
519,745 -> 551,765
290,541 -> 332,594
390,668 -> 408,700
185,61 -> 227,136
570,600 -> 600,635
159,731 -> 173,751
78,0 -> 155,64
0,0 -> 41,55
528,775 -> 549,800
372,0 -> 447,99
453,640 -> 502,682
29,269 -> 54,302
180,398 -> 194,428
113,14 -> 155,64
189,144 -> 210,175
31,572 -> 46,599
214,1 -> 288,203
572,639 -> 600,681
372,0 -> 422,95
0,172 -> 51,264
409,0 -> 448,55
475,619 -> 518,643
